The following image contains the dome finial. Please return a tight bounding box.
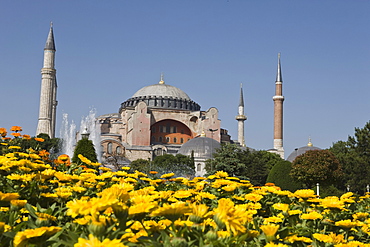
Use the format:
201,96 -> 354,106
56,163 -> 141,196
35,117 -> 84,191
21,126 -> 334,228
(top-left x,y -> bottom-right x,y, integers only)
200,130 -> 206,137
307,136 -> 313,147
159,72 -> 165,84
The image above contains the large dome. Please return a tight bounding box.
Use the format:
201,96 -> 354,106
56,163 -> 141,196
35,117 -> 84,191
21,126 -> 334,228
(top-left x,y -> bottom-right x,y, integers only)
132,83 -> 191,101
120,79 -> 201,111
178,136 -> 220,159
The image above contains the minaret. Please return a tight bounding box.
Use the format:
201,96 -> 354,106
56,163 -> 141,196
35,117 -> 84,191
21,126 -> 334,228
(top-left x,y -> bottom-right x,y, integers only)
36,23 -> 57,138
273,53 -> 284,158
235,83 -> 247,146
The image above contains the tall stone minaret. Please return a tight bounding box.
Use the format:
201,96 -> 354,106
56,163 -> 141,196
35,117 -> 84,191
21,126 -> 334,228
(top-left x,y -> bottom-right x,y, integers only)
36,23 -> 57,138
235,83 -> 247,146
273,53 -> 284,158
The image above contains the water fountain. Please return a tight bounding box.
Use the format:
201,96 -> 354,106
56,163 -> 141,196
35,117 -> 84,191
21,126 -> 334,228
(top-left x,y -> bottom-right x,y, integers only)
59,109 -> 101,161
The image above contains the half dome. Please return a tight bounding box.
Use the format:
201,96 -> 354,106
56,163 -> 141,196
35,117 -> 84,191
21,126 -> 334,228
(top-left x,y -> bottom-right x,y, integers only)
178,137 -> 220,160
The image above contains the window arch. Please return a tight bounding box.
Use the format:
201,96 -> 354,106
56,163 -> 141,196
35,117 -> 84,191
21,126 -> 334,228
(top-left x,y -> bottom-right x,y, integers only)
107,142 -> 112,154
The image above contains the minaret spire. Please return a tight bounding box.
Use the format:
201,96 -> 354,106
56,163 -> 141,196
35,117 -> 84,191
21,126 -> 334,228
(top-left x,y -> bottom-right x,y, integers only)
272,53 -> 284,158
36,24 -> 57,138
236,83 -> 247,146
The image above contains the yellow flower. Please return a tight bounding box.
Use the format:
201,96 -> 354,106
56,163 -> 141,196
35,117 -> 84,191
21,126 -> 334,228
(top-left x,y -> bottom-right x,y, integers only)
300,211 -> 323,220
214,171 -> 229,177
293,189 -> 316,199
260,224 -> 280,237
75,234 -> 127,247
320,196 -> 345,210
160,173 -> 175,179
353,212 -> 369,221
313,232 -> 345,244
0,192 -> 20,201
10,200 -> 27,207
8,146 -> 21,149
151,201 -> 191,221
13,226 -> 62,247
245,193 -> 264,202
335,219 -> 358,228
217,230 -> 231,238
36,212 -> 57,221
173,190 -> 193,199
213,198 -> 252,236
284,235 -> 312,243
264,243 -> 289,247
272,203 -> 289,212
264,216 -> 283,224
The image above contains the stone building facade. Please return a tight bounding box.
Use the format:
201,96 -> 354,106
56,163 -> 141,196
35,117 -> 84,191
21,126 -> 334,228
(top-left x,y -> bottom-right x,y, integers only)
98,77 -> 230,162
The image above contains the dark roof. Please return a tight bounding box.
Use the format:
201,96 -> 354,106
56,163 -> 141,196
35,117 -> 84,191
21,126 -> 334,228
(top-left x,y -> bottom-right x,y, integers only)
286,145 -> 322,162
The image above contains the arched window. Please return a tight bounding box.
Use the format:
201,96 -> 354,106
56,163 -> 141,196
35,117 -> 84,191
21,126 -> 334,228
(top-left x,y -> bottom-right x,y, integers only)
151,136 -> 155,142
180,138 -> 184,144
159,137 -> 163,142
166,137 -> 170,143
197,163 -> 202,171
107,142 -> 112,154
116,146 -> 122,154
173,137 -> 177,143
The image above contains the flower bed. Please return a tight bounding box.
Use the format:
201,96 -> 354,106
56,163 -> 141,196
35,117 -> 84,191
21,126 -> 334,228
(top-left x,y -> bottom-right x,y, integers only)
1,127 -> 370,246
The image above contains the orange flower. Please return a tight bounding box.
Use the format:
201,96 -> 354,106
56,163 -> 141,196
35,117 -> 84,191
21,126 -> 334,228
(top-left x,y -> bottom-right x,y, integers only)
11,133 -> 21,137
58,154 -> 70,162
150,171 -> 158,175
10,126 -> 22,132
39,150 -> 50,157
0,128 -> 7,137
22,134 -> 31,140
34,138 -> 44,142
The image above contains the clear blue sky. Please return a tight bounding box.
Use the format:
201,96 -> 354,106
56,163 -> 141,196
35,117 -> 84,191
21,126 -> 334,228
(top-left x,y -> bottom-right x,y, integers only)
1,1 -> 369,157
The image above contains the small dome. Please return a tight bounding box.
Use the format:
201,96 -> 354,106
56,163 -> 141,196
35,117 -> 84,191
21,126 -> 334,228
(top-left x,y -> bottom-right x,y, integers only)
178,137 -> 220,159
132,83 -> 191,101
287,145 -> 322,162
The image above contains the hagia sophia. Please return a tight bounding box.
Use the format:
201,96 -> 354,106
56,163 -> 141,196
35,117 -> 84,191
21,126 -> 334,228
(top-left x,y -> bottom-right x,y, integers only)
36,25 -> 318,176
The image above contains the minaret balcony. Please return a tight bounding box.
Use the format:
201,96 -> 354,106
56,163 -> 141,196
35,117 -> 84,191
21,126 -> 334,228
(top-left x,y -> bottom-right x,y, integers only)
235,115 -> 247,121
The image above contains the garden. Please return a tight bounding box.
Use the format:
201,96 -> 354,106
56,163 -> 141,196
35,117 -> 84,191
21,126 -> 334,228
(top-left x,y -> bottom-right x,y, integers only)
1,127 -> 370,246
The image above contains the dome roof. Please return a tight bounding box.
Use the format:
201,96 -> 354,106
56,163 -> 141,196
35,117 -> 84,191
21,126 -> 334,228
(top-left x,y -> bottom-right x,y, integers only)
286,144 -> 322,162
120,78 -> 200,112
132,83 -> 191,101
178,137 -> 220,160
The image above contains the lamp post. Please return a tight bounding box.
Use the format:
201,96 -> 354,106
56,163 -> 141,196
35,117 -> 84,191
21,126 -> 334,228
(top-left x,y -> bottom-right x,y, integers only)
316,183 -> 320,197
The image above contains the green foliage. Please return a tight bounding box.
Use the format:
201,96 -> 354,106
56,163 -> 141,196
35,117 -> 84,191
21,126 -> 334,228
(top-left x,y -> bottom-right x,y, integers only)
266,160 -> 302,191
290,149 -> 343,189
205,143 -> 284,185
330,121 -> 370,194
72,138 -> 98,164
130,158 -> 150,173
151,153 -> 195,177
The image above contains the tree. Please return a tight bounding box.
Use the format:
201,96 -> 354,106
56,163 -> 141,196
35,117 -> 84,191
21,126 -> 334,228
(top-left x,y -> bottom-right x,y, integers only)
150,153 -> 195,177
330,122 -> 370,193
205,143 -> 284,185
267,160 -> 302,191
72,138 -> 98,164
290,150 -> 343,189
130,159 -> 150,173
